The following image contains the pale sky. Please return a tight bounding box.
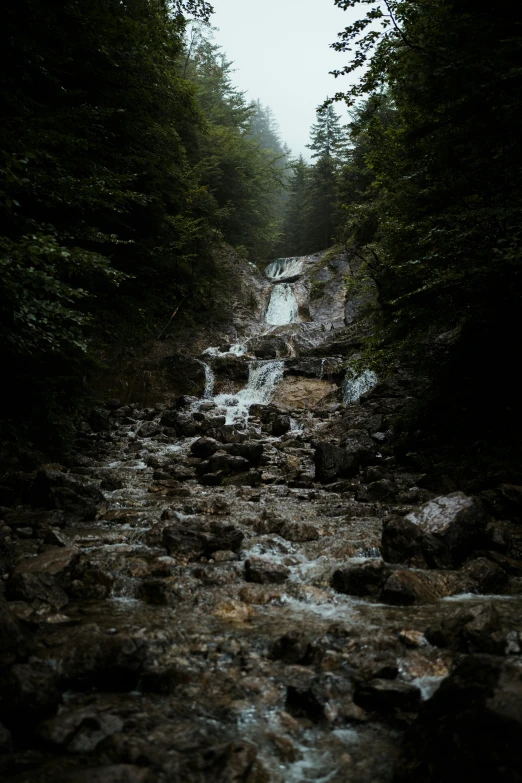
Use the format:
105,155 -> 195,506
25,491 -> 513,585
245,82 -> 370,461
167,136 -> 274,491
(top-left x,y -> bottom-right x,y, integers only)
209,0 -> 360,157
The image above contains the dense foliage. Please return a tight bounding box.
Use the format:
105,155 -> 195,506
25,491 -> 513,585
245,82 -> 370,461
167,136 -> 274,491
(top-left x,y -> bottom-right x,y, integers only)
0,1 -> 287,452
328,0 -> 522,461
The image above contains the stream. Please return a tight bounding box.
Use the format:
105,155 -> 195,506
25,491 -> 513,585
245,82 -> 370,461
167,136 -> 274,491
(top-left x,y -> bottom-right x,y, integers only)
1,256 -> 521,783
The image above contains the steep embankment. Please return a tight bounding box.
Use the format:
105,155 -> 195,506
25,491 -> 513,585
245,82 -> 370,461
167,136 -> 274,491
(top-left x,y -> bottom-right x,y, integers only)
1,252 -> 521,782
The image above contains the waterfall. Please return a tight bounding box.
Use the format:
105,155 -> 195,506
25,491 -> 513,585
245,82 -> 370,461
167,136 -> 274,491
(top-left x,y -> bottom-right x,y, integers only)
266,284 -> 298,326
343,369 -> 378,404
197,360 -> 215,398
265,257 -> 304,282
213,360 -> 284,425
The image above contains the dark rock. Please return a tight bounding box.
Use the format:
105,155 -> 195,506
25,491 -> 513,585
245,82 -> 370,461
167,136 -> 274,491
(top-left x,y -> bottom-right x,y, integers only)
0,485 -> 16,506
248,335 -> 290,358
0,723 -> 13,752
38,708 -> 124,753
279,521 -> 319,542
382,515 -> 449,569
190,437 -> 221,459
364,479 -> 398,502
0,598 -> 27,666
69,557 -> 115,600
314,442 -> 359,483
271,415 -> 291,437
244,557 -> 290,584
137,578 -> 176,606
137,421 -> 161,439
332,560 -> 390,597
272,631 -> 312,664
394,655 -> 522,783
163,519 -> 244,558
100,476 -> 124,492
0,661 -> 61,728
43,528 -> 74,548
60,626 -> 146,691
481,483 -> 522,522
425,603 -> 505,654
380,569 -> 468,605
186,740 -> 258,782
88,408 -> 111,432
207,453 -> 250,475
59,764 -> 154,783
285,673 -> 354,723
31,470 -> 104,520
223,441 -> 264,466
160,354 -> 206,396
160,411 -> 200,437
354,679 -> 421,713
6,548 -> 78,608
199,471 -> 225,486
463,557 -> 509,594
403,492 -> 488,567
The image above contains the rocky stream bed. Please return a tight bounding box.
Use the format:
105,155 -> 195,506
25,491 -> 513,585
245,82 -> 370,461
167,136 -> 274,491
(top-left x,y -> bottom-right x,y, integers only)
1,255 -> 522,782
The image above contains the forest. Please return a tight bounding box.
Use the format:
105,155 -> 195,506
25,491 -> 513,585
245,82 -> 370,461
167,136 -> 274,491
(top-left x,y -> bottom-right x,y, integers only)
1,1 -> 522,782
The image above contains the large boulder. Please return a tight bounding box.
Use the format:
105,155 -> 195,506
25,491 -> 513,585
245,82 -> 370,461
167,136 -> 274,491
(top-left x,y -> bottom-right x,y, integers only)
159,354 -> 206,396
380,568 -> 470,605
394,655 -> 522,783
332,560 -> 390,597
163,518 -> 244,559
384,492 -> 488,568
314,442 -> 359,483
6,547 -> 78,609
31,470 -> 104,520
425,604 -> 506,654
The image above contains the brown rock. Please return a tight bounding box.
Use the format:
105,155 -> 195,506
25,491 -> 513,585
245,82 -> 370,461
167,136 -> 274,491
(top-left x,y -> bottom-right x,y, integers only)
244,557 -> 290,584
380,569 -> 468,605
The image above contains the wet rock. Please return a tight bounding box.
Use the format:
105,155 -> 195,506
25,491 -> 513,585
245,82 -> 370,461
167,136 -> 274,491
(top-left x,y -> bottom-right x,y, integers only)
137,577 -> 177,605
160,354 -> 206,396
191,437 -> 221,459
279,521 -> 319,542
272,631 -> 312,664
137,420 -> 161,439
314,443 -> 359,483
38,708 -> 124,753
208,453 -> 251,475
199,471 -> 225,487
211,354 -> 249,393
0,597 -> 27,666
244,557 -> 290,584
31,469 -> 104,520
60,626 -> 146,690
380,569 -> 467,605
332,559 -> 390,597
100,476 -> 125,492
354,679 -> 421,713
399,630 -> 428,649
463,556 -> 509,594
0,661 -> 61,728
394,655 -> 522,783
163,519 -> 244,559
403,492 -> 488,567
362,479 -> 398,502
223,441 -> 264,466
270,415 -> 291,437
0,722 -> 13,752
213,599 -> 255,622
6,547 -> 78,608
69,557 -> 115,600
59,764 -> 154,783
481,483 -> 522,522
248,335 -> 289,358
382,515 -> 448,568
186,740 -> 258,782
425,603 -> 505,654
88,408 -> 111,432
286,673 -> 354,723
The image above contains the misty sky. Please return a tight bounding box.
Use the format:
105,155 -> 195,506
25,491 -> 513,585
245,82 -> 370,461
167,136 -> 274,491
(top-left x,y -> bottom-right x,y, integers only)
210,0 -> 360,157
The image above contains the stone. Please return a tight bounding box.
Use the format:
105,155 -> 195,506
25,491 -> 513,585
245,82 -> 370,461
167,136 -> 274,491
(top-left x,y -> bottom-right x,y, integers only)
59,765 -> 154,783
223,441 -> 264,465
38,708 -> 124,753
163,519 -> 244,559
190,437 -> 221,459
0,597 -> 27,666
332,560 -> 390,597
0,722 -> 13,752
59,626 -> 146,690
380,569 -> 468,605
31,469 -> 104,520
159,354 -> 206,396
0,661 -> 61,728
272,631 -> 312,664
6,547 -> 78,608
137,577 -> 177,606
463,557 -> 509,594
394,655 -> 522,783
399,630 -> 427,649
354,679 -> 421,713
381,515 -> 447,568
425,603 -> 505,654
137,420 -> 161,439
244,557 -> 290,584
404,492 -> 487,566
270,415 -> 291,437
363,479 -> 398,502
314,443 -> 359,483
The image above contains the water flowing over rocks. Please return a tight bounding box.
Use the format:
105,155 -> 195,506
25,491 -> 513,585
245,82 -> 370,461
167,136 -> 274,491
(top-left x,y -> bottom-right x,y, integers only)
1,252 -> 521,782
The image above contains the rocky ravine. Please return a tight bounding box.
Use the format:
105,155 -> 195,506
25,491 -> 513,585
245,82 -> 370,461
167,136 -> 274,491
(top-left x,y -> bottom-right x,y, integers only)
1,254 -> 522,783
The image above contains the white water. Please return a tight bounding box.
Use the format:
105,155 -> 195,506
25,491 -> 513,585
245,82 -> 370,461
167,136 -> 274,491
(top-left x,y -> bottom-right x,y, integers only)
266,283 -> 299,326
210,360 -> 284,425
265,256 -> 304,281
197,360 -> 215,398
343,369 -> 378,404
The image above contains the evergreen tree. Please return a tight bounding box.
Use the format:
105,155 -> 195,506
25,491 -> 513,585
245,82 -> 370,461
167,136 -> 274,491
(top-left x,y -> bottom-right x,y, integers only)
307,105 -> 346,159
278,156 -> 311,256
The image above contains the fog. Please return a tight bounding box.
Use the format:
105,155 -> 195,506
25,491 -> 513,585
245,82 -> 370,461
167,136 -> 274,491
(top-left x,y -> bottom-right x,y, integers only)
210,0 -> 360,157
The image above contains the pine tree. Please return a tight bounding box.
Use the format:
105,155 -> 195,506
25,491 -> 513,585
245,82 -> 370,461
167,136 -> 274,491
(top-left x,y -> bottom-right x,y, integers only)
307,105 -> 345,160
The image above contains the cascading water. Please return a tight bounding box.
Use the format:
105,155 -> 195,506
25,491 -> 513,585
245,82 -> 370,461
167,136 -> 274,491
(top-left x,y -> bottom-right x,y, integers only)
213,360 -> 284,425
196,360 -> 215,398
265,257 -> 304,281
265,283 -> 298,326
